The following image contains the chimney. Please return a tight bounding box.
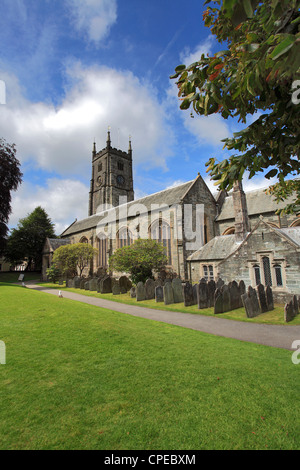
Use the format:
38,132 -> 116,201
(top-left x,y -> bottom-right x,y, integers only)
232,181 -> 250,242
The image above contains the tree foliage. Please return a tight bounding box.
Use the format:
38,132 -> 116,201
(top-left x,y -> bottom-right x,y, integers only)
5,207 -> 56,270
0,138 -> 22,253
171,0 -> 300,213
52,243 -> 98,278
109,239 -> 168,284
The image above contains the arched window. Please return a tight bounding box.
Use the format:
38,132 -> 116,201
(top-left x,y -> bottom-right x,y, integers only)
117,227 -> 133,249
79,237 -> 88,244
290,218 -> 300,227
150,219 -> 172,264
98,234 -> 108,267
222,226 -> 235,235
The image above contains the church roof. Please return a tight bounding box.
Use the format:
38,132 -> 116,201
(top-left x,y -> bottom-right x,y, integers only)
216,186 -> 296,221
45,238 -> 71,253
187,235 -> 239,261
61,180 -> 195,236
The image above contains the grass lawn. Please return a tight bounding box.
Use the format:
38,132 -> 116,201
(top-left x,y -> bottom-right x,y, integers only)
38,281 -> 300,326
0,282 -> 299,450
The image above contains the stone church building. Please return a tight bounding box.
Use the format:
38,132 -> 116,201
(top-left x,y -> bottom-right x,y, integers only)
42,131 -> 300,299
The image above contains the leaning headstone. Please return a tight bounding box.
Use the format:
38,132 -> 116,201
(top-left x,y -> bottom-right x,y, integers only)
192,284 -> 198,305
84,281 -> 90,290
145,278 -> 155,300
266,286 -> 274,311
155,286 -> 164,303
183,282 -> 194,307
130,287 -> 136,298
239,280 -> 246,297
136,282 -> 146,301
256,284 -> 268,313
172,278 -> 184,303
100,275 -> 112,294
198,279 -> 208,309
216,278 -> 224,290
242,286 -> 261,318
221,284 -> 231,312
214,288 -> 223,314
164,282 -> 174,305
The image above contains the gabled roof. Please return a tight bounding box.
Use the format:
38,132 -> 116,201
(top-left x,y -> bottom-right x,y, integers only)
45,238 -> 71,252
187,234 -> 240,261
216,186 -> 296,221
61,179 -> 197,237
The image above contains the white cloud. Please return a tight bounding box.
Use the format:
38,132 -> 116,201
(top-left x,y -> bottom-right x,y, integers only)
67,0 -> 117,45
9,178 -> 89,235
180,36 -> 215,66
0,63 -> 174,178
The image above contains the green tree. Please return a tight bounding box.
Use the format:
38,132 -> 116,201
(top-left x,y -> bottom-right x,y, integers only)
109,239 -> 168,284
171,0 -> 300,213
0,138 -> 22,253
5,207 -> 56,270
52,243 -> 98,278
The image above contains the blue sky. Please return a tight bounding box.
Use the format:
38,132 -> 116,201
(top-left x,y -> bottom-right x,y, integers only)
0,0 -> 269,234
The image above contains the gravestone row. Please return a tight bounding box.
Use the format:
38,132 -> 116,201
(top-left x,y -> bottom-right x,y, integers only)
241,284 -> 274,318
65,275 -> 132,295
284,295 -> 300,322
214,280 -> 246,314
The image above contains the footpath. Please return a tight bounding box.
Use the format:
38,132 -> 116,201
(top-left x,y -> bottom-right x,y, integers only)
25,282 -> 300,351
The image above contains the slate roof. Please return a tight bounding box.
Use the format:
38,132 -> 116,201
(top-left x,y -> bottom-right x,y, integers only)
47,238 -> 71,251
274,227 -> 300,247
61,180 -> 195,236
217,186 -> 296,221
187,235 -> 240,261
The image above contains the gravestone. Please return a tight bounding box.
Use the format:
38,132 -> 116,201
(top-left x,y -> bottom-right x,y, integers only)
89,278 -> 98,292
112,282 -> 120,295
172,278 -> 183,303
198,279 -> 208,309
242,286 -> 261,318
164,282 -> 174,305
207,280 -> 216,307
145,278 -> 155,300
239,280 -> 246,297
74,277 -> 81,289
192,284 -> 198,305
100,275 -> 112,294
136,282 -> 146,301
216,278 -> 224,290
256,284 -> 268,313
80,279 -> 86,290
214,288 -> 223,314
183,282 -> 194,307
155,286 -> 164,303
229,280 -> 240,310
130,287 -> 136,298
266,286 -> 274,311
293,295 -> 299,315
84,281 -> 90,290
58,279 -> 64,286
221,284 -> 231,312
284,300 -> 296,323
119,275 -> 132,293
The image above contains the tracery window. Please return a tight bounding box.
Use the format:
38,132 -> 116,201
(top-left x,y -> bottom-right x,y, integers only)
150,219 -> 172,265
117,227 -> 133,249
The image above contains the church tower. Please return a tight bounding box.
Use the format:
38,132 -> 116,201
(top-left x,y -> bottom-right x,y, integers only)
88,130 -> 134,215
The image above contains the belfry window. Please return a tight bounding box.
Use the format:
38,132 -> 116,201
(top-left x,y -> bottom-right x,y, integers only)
118,161 -> 124,171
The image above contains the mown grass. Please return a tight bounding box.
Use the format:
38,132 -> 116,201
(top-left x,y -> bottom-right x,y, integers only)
38,281 -> 300,326
0,282 -> 299,450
